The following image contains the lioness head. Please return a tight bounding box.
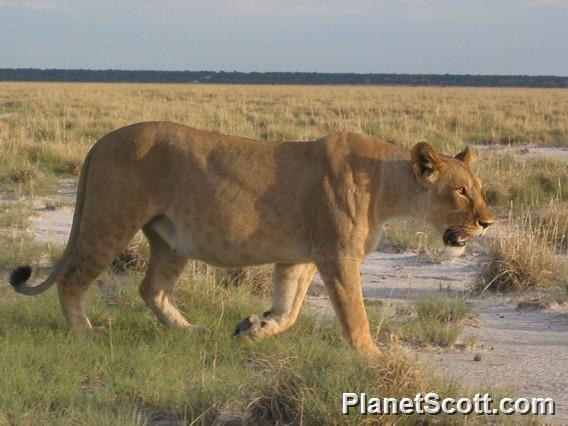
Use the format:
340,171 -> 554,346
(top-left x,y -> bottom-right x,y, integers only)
411,142 -> 495,248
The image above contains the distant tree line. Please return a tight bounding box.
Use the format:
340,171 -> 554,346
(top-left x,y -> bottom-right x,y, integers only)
0,68 -> 567,88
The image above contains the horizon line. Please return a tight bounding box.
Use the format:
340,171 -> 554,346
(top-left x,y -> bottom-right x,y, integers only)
1,67 -> 568,78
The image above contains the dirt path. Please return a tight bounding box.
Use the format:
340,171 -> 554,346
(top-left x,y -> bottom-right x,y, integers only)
28,179 -> 76,245
25,179 -> 568,423
422,300 -> 568,420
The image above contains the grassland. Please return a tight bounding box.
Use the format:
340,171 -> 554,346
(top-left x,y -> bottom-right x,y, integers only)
0,267 -> 486,425
1,83 -> 567,423
1,84 -> 567,179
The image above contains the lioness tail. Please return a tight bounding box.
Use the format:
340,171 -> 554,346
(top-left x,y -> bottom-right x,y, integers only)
7,143 -> 94,297
9,265 -> 59,295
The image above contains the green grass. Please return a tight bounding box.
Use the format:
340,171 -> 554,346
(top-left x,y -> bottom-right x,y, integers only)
366,296 -> 473,348
403,320 -> 461,348
402,297 -> 472,348
0,232 -> 51,272
379,219 -> 442,254
0,202 -> 34,229
0,201 -> 56,272
0,271 -> 484,425
415,296 -> 471,324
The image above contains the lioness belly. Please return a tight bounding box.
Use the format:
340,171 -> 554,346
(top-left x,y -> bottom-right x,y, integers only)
149,214 -> 311,267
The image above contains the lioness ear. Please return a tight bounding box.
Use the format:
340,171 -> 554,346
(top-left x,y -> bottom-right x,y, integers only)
455,146 -> 474,166
411,142 -> 445,185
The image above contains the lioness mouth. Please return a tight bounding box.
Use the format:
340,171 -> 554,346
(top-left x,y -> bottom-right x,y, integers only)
443,229 -> 467,247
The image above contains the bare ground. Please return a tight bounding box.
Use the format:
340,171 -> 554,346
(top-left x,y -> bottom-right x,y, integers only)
307,250 -> 568,423
19,174 -> 568,423
478,143 -> 568,164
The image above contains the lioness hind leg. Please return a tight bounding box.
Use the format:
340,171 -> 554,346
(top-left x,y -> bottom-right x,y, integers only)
139,227 -> 204,332
234,263 -> 316,341
58,225 -> 140,332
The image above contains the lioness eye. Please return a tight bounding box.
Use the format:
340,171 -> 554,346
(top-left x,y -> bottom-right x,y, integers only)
457,187 -> 467,196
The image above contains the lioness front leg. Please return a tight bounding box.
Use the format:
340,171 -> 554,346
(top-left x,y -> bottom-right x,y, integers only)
317,257 -> 379,355
234,263 -> 316,341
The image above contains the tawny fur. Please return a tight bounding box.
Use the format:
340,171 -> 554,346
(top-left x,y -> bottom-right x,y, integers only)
10,121 -> 494,355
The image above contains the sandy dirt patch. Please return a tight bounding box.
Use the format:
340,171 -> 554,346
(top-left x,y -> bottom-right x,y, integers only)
421,300 -> 568,420
30,207 -> 73,245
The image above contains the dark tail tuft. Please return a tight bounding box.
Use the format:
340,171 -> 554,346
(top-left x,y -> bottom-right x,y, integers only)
9,265 -> 32,288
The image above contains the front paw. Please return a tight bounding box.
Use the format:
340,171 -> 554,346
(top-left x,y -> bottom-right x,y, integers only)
233,315 -> 269,342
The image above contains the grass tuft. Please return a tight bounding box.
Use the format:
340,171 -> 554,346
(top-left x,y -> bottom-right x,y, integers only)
536,201 -> 568,252
415,296 -> 471,323
250,345 -> 426,424
403,297 -> 472,347
368,296 -> 473,348
477,214 -> 559,292
404,320 -> 461,348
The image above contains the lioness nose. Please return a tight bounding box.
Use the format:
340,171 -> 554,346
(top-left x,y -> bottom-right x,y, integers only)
478,219 -> 494,229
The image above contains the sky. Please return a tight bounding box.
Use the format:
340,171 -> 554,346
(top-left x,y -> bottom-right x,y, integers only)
0,0 -> 567,75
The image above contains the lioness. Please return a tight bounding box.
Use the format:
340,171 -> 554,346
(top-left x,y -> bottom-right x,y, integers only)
10,122 -> 494,354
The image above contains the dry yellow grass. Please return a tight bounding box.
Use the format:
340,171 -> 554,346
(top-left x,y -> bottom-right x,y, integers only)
1,83 -> 567,188
1,82 -> 567,288
478,212 -> 560,292
1,83 -> 567,157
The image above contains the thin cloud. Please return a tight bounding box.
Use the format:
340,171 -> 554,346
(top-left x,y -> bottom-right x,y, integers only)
529,0 -> 568,6
226,0 -> 380,16
0,0 -> 56,9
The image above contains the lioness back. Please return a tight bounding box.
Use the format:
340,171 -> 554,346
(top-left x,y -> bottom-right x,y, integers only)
87,121 -> 327,266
